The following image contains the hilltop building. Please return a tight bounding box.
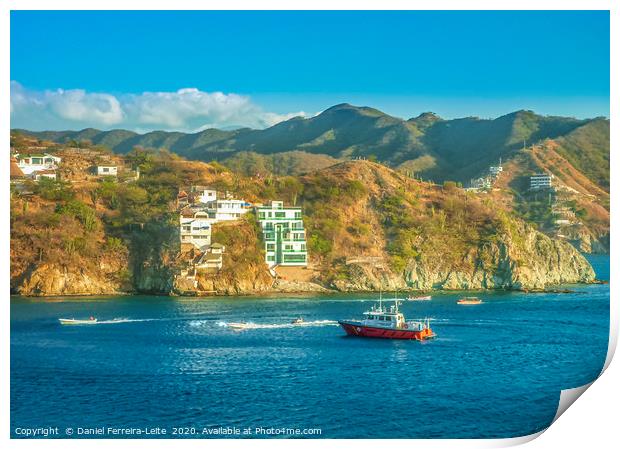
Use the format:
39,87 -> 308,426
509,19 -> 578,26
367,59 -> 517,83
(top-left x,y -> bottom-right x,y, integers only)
530,173 -> 554,190
256,201 -> 308,267
489,159 -> 503,177
469,177 -> 492,191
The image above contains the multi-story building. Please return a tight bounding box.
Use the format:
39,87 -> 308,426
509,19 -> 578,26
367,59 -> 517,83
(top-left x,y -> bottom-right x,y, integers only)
255,201 -> 308,267
530,173 -> 554,190
179,208 -> 213,250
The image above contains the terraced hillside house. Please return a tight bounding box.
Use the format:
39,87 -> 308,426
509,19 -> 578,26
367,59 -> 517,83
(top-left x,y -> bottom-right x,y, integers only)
15,153 -> 61,175
256,201 -> 308,267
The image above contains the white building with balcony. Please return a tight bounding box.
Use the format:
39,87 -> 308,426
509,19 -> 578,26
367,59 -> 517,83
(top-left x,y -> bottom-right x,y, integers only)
530,173 -> 554,190
208,199 -> 249,221
179,209 -> 213,250
15,153 -> 61,175
255,201 -> 308,267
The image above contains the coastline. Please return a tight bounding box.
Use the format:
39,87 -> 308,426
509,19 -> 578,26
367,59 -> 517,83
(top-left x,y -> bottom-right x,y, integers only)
10,280 -> 603,299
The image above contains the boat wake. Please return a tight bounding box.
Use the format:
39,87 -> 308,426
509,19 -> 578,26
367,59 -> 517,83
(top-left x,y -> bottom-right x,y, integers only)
93,318 -> 156,325
219,320 -> 338,330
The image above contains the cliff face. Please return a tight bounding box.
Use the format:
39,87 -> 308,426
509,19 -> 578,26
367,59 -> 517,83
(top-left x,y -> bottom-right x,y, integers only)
13,252 -> 130,296
331,223 -> 595,291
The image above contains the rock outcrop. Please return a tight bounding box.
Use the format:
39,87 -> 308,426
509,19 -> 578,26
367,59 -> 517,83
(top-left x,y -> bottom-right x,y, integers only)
331,223 -> 595,291
14,264 -> 127,296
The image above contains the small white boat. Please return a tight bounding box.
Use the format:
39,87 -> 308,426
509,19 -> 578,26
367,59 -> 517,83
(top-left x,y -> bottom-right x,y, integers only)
59,318 -> 98,325
227,322 -> 251,330
291,317 -> 304,325
407,295 -> 432,301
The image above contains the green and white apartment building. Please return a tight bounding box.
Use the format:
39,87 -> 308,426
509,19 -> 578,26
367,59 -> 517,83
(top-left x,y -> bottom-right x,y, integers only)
255,201 -> 308,267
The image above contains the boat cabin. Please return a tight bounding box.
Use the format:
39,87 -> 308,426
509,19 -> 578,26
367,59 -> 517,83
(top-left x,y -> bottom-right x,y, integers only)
362,307 -> 406,329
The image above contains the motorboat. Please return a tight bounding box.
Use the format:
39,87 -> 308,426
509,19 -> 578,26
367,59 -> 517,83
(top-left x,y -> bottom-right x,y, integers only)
457,297 -> 483,305
338,296 -> 435,340
407,295 -> 432,301
291,317 -> 304,325
59,317 -> 98,325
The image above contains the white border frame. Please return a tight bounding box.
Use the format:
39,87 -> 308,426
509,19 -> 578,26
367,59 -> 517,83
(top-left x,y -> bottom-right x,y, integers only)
2,2 -> 616,448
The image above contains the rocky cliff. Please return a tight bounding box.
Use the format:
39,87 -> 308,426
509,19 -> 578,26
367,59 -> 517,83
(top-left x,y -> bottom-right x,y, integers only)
331,222 -> 595,291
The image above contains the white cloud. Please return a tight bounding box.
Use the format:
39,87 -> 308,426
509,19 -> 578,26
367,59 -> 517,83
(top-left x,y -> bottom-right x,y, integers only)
10,81 -> 308,132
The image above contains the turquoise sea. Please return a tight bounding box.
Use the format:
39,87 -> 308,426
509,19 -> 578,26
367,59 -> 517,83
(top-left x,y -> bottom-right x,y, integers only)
10,255 -> 609,438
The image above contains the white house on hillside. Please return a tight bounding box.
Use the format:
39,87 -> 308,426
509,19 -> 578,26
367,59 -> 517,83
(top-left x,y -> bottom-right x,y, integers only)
180,209 -> 213,250
207,199 -> 249,221
95,165 -> 118,177
15,153 -> 61,175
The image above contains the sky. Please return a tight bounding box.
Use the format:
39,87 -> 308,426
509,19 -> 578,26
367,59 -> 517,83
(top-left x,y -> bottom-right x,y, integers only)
10,10 -> 610,132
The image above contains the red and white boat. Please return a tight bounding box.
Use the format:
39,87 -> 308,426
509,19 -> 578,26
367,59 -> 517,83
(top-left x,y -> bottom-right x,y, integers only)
338,296 -> 435,340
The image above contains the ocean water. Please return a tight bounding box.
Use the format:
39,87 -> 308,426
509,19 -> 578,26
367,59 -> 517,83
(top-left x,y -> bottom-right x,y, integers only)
10,255 -> 609,439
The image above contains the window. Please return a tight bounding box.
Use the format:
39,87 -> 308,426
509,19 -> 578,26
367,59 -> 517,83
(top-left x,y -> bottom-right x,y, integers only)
266,244 -> 275,251
283,254 -> 306,262
32,158 -> 42,164
275,212 -> 285,218
301,244 -> 306,251
267,255 -> 275,261
258,212 -> 265,219
295,211 -> 302,219
285,245 -> 292,250
103,167 -> 109,172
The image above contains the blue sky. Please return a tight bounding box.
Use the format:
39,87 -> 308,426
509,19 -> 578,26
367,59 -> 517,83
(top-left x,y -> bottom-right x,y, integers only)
11,10 -> 610,131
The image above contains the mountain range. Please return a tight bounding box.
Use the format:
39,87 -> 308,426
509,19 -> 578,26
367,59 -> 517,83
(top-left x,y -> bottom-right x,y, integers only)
14,103 -> 609,188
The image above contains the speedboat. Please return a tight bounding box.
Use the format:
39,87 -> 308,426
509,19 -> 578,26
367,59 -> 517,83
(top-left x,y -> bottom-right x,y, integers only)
59,317 -> 98,325
457,297 -> 482,305
338,296 -> 435,340
291,317 -> 304,325
407,295 -> 432,301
